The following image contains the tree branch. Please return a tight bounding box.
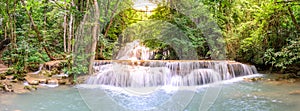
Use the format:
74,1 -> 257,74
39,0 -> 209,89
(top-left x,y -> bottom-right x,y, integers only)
276,0 -> 300,3
20,0 -> 58,60
103,0 -> 120,38
288,6 -> 300,32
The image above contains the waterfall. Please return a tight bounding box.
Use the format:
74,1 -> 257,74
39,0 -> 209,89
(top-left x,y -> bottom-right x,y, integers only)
86,60 -> 258,87
115,40 -> 153,60
86,40 -> 258,87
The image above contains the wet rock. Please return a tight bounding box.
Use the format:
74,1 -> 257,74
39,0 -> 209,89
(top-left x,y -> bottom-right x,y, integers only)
3,84 -> 13,92
0,84 -> 4,91
58,79 -> 66,85
243,77 -> 263,82
288,79 -> 296,83
10,79 -> 18,83
52,74 -> 68,79
41,70 -> 52,77
274,78 -> 280,81
24,85 -> 37,91
47,79 -> 58,85
0,73 -> 6,80
243,78 -> 253,82
289,90 -> 300,95
5,75 -> 14,80
39,79 -> 47,84
27,80 -> 39,85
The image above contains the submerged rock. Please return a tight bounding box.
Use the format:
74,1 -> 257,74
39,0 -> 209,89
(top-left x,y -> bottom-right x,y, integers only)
243,77 -> 264,82
289,90 -> 300,95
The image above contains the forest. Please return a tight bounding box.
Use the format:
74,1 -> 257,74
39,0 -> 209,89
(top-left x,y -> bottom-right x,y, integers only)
0,0 -> 299,81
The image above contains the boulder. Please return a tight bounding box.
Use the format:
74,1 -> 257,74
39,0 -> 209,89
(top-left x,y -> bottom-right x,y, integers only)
289,90 -> 300,95
47,79 -> 58,85
288,79 -> 296,83
5,75 -> 14,80
24,85 -> 37,91
4,84 -> 13,92
0,84 -> 4,91
27,80 -> 39,85
39,79 -> 47,84
58,79 -> 68,85
0,73 -> 6,80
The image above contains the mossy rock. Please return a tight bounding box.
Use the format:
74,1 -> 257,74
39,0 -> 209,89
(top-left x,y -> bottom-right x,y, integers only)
51,68 -> 59,75
0,84 -> 4,89
24,85 -> 37,91
41,70 -> 52,77
0,73 -> 6,80
13,74 -> 26,81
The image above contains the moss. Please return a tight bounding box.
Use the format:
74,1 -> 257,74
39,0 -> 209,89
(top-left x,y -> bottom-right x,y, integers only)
0,73 -> 6,80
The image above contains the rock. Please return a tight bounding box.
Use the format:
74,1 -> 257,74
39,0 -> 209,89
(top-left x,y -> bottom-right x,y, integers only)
10,79 -> 18,83
41,70 -> 52,77
243,77 -> 264,82
39,79 -> 47,84
52,74 -> 68,79
24,86 -> 32,90
44,60 -> 67,70
5,75 -> 14,80
58,79 -> 66,85
4,84 -> 13,92
0,68 -> 8,73
243,78 -> 253,82
288,79 -> 296,83
47,79 -> 58,85
0,84 -> 4,90
27,80 -> 39,85
289,90 -> 300,95
0,73 -> 6,80
24,85 -> 37,91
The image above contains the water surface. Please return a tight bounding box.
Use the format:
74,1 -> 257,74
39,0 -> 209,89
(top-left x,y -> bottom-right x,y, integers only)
1,75 -> 300,111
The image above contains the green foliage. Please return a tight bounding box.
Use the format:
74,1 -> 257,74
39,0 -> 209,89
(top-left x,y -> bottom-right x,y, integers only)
265,38 -> 300,70
62,54 -> 88,76
0,0 -> 299,76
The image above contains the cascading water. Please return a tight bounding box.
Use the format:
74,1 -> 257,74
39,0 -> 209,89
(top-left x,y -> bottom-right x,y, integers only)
86,40 -> 258,87
87,60 -> 257,87
115,40 -> 153,60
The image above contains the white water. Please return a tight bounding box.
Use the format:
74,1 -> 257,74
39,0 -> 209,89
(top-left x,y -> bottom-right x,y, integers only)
87,40 -> 258,87
115,40 -> 153,60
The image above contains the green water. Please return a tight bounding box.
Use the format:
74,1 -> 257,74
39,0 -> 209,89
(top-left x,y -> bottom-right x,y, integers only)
1,75 -> 300,111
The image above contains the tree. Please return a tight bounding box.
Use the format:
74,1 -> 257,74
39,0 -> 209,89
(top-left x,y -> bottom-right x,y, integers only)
88,0 -> 100,75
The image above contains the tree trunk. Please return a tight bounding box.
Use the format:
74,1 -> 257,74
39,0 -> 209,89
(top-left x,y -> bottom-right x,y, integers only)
68,12 -> 73,52
288,6 -> 300,32
63,0 -> 67,52
88,0 -> 100,74
68,0 -> 75,52
4,24 -> 7,39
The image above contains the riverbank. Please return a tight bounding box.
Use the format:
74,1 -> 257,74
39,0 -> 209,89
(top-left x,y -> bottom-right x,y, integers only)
0,74 -> 73,94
